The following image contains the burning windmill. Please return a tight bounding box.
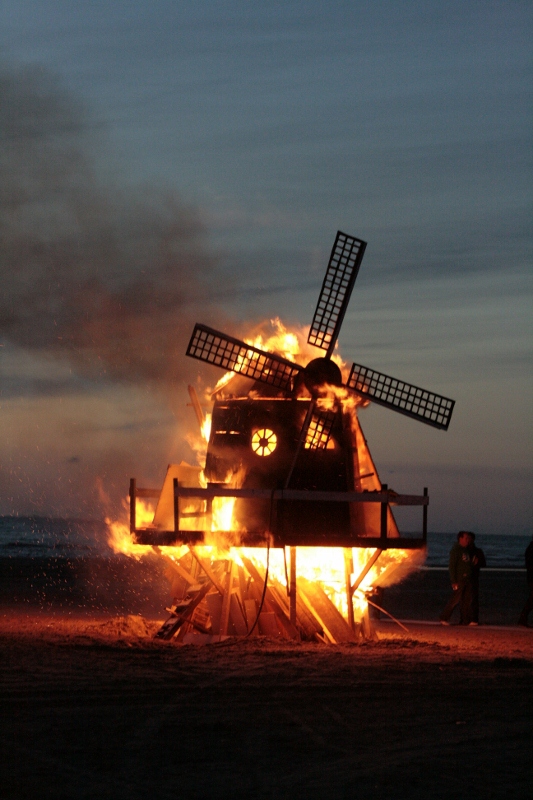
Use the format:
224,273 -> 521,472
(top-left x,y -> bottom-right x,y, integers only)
124,232 -> 455,642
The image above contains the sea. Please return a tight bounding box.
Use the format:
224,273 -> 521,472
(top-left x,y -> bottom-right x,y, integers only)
0,516 -> 529,568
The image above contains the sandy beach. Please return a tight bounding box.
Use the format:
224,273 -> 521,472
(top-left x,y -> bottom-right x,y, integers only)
1,558 -> 532,799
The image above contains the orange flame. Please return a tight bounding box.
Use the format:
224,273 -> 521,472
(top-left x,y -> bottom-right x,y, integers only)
106,498 -> 155,558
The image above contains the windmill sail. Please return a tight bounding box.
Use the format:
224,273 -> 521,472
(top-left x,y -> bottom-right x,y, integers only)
347,363 -> 455,431
304,407 -> 338,450
186,324 -> 302,392
308,231 -> 367,357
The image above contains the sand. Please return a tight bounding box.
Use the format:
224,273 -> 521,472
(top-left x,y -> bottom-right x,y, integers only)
1,558 -> 532,799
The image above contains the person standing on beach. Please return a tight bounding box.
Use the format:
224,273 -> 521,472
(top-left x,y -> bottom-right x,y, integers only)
518,537 -> 533,627
440,531 -> 474,626
469,533 -> 486,626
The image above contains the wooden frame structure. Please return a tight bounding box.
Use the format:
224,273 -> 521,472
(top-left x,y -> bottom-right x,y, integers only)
129,479 -> 428,549
128,480 -> 428,642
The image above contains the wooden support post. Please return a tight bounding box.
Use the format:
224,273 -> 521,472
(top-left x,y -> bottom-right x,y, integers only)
173,478 -> 180,534
361,603 -> 374,641
344,548 -> 355,632
219,560 -> 234,640
289,546 -> 297,628
129,478 -> 136,533
380,483 -> 388,544
423,487 -> 428,543
206,483 -> 217,531
351,549 -> 383,642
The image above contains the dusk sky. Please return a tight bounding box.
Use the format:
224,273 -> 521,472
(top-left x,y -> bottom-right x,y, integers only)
0,1 -> 531,535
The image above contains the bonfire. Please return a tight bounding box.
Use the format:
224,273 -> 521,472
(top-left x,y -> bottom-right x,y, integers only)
107,232 -> 454,643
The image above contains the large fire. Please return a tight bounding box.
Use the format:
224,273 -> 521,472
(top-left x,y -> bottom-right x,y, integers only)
106,318 -> 423,633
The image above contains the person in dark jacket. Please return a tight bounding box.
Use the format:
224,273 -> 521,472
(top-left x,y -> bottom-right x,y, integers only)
469,533 -> 486,625
518,537 -> 533,627
440,531 -> 474,625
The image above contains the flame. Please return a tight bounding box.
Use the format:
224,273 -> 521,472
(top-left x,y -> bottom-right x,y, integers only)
106,498 -> 155,558
316,383 -> 368,414
212,318 -> 349,398
242,544 -> 421,621
201,412 -> 212,443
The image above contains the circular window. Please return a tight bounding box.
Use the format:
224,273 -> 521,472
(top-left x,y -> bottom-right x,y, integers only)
251,428 -> 277,457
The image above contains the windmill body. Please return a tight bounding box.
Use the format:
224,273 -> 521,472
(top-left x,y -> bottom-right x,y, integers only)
205,395 -> 354,544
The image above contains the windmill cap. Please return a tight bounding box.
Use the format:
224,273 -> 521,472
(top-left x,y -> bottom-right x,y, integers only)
296,357 -> 343,397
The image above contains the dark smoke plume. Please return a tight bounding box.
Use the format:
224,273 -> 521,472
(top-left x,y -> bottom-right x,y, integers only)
0,63 -> 226,391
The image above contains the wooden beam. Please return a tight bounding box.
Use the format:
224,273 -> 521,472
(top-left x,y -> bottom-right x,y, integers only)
133,488 -> 161,498
188,546 -> 225,595
380,483 -> 388,543
298,578 -> 356,643
423,486 -> 428,542
129,478 -> 136,533
240,556 -> 299,639
159,554 -> 198,586
135,529 -> 428,550
219,561 -> 234,639
173,486 -> 428,505
350,549 -> 382,594
173,478 -> 180,534
289,547 -> 297,628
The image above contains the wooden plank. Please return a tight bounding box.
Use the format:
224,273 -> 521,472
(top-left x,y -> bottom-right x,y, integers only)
129,478 -> 136,532
351,549 -> 382,594
244,599 -> 258,635
206,593 -> 222,635
189,600 -> 212,634
361,604 -> 377,641
344,548 -> 355,632
240,556 -> 299,639
237,565 -> 249,607
155,581 -> 213,640
175,486 -> 428,505
136,529 -> 427,550
289,547 -> 297,627
258,612 -> 282,637
157,553 -> 198,586
243,562 -> 310,639
297,589 -> 335,643
265,584 -> 300,639
298,577 -> 357,643
133,488 -> 161,498
229,593 -> 248,636
219,561 -> 235,639
294,595 -> 324,640
188,547 -> 225,595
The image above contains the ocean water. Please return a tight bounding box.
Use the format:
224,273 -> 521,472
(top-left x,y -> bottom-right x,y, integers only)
0,517 -> 110,559
0,517 -> 530,568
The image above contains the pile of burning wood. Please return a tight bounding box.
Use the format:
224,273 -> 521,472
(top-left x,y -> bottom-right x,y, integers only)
155,546 -> 375,643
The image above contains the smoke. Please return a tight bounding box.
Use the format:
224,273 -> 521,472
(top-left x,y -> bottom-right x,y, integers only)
0,62 -> 227,392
